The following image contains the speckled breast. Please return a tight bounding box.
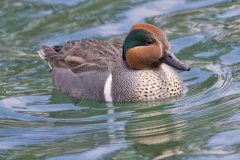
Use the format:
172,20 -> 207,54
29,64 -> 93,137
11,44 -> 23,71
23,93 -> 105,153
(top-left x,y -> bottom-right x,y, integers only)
111,63 -> 183,102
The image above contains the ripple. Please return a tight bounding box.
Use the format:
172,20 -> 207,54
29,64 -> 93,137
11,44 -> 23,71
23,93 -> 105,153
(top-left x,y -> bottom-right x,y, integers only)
220,47 -> 240,65
0,0 -> 240,159
171,34 -> 204,54
39,0 -> 84,6
194,51 -> 216,58
208,129 -> 240,149
185,153 -> 240,160
48,140 -> 128,160
217,7 -> 240,19
43,0 -> 225,45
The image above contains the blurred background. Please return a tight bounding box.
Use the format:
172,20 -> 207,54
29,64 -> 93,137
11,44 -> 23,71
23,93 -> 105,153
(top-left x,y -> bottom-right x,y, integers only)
0,0 -> 240,159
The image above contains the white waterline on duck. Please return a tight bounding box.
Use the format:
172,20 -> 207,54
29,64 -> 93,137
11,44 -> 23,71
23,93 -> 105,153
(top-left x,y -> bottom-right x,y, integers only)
104,73 -> 113,102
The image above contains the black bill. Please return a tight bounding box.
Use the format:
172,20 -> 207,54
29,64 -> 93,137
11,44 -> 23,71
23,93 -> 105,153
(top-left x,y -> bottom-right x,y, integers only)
161,50 -> 190,71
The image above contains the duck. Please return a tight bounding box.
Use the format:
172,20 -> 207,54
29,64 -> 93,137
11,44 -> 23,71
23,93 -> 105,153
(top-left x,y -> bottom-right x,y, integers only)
38,23 -> 190,102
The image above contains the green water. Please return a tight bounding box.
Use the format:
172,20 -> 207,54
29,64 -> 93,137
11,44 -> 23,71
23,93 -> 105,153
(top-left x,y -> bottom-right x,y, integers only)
0,0 -> 240,159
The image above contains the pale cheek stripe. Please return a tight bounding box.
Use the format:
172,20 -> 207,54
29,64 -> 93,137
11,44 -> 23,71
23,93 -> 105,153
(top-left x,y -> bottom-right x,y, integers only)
104,73 -> 113,102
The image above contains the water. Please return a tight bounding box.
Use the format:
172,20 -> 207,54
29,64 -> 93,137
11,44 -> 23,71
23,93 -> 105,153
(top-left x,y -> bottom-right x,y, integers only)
0,0 -> 240,159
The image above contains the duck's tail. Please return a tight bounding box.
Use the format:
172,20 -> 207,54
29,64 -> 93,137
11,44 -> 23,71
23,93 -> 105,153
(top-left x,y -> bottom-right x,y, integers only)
37,48 -> 47,60
38,45 -> 72,70
37,45 -> 59,70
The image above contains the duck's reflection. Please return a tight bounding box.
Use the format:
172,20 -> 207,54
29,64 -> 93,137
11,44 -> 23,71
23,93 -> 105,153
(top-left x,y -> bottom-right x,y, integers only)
121,99 -> 184,159
48,89 -> 185,159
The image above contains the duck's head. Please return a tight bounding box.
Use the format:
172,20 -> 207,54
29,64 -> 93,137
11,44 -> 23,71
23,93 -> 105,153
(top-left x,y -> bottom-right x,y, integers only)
123,23 -> 190,71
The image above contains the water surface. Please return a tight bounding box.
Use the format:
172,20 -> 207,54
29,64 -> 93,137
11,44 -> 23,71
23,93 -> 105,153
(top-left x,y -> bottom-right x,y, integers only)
0,0 -> 240,159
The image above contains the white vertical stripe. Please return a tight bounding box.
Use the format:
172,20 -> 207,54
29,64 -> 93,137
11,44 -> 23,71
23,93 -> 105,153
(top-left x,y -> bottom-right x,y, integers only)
104,73 -> 113,102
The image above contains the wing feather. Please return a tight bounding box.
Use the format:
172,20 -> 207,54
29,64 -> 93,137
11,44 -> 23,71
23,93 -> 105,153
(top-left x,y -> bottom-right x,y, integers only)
39,39 -> 122,74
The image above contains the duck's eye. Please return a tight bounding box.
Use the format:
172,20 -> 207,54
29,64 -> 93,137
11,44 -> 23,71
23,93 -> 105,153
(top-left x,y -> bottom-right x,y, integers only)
145,38 -> 155,45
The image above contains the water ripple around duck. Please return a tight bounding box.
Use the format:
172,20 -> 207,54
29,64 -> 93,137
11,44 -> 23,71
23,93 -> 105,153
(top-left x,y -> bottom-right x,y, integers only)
0,0 -> 240,159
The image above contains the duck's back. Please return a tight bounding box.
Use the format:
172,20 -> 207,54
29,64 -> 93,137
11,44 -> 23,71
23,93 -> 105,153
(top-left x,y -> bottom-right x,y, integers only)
41,39 -> 122,70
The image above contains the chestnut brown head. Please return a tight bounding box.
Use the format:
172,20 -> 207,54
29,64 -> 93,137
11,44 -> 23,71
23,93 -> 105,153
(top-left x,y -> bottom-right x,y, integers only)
123,23 -> 190,71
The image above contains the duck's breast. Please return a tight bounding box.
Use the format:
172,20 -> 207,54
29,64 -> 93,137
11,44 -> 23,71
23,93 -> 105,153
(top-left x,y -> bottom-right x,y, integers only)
111,63 -> 183,102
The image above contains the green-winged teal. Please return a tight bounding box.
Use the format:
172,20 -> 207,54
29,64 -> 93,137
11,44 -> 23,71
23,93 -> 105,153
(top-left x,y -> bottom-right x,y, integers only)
38,23 -> 190,102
